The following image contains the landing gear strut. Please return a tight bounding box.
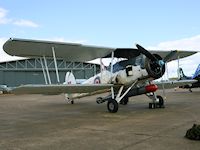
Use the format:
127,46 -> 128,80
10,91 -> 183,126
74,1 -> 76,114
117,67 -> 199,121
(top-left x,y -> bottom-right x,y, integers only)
149,95 -> 165,109
120,97 -> 129,105
107,81 -> 137,113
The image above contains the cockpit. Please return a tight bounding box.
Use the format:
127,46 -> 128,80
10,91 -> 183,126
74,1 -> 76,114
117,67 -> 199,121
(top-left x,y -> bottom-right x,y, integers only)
108,55 -> 145,73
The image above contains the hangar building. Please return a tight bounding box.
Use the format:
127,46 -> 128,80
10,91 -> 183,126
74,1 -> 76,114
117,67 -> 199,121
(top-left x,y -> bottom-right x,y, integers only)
0,58 -> 100,87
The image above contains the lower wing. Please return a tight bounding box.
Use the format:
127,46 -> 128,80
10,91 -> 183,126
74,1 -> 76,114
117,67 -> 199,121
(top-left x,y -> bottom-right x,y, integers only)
154,80 -> 197,89
11,84 -> 114,95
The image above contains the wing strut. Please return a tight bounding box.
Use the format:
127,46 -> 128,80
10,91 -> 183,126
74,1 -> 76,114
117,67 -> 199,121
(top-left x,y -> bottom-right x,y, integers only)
177,53 -> 180,79
110,51 -> 114,74
39,47 -> 61,85
43,55 -> 52,84
40,58 -> 48,84
110,51 -> 115,99
52,47 -> 60,83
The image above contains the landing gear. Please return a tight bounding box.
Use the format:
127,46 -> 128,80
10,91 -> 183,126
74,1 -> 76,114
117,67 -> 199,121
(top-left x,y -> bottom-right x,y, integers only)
107,99 -> 118,113
148,95 -> 165,109
65,97 -> 74,104
157,95 -> 164,108
149,103 -> 156,109
107,81 -> 137,113
120,97 -> 129,105
71,100 -> 74,104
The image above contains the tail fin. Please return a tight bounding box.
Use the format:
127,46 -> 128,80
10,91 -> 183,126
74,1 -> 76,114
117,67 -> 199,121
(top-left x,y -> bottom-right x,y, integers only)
63,72 -> 76,85
178,68 -> 192,80
64,72 -> 76,103
193,64 -> 200,79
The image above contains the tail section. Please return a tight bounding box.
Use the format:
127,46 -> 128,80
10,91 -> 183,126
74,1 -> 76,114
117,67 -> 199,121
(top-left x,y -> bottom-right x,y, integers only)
64,72 -> 76,85
178,68 -> 192,80
193,64 -> 200,79
63,72 -> 76,103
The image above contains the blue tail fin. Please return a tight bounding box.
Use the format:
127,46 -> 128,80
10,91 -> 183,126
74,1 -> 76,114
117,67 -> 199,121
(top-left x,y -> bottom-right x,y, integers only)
193,64 -> 200,79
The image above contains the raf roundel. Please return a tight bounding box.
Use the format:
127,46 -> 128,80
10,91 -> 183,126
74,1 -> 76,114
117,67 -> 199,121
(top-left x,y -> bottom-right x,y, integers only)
94,76 -> 101,84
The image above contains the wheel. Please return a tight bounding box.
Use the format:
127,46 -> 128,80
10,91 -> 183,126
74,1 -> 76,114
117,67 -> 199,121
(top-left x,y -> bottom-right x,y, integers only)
107,99 -> 118,113
149,103 -> 156,109
149,103 -> 152,109
120,97 -> 129,105
157,95 -> 164,108
71,100 -> 74,104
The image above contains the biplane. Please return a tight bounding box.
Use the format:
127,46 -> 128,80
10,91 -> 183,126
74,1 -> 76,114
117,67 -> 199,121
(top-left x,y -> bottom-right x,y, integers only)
3,38 -> 197,112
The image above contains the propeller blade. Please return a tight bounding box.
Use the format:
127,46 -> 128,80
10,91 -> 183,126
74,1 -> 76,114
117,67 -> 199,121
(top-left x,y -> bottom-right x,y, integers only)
135,44 -> 157,61
163,50 -> 177,62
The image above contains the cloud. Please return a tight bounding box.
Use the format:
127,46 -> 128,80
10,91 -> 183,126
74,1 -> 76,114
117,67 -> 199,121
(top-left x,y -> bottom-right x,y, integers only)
0,37 -> 88,63
0,34 -> 200,79
148,35 -> 200,50
0,7 -> 39,28
13,19 -> 39,28
0,7 -> 11,24
148,35 -> 200,79
0,38 -> 24,62
45,37 -> 88,44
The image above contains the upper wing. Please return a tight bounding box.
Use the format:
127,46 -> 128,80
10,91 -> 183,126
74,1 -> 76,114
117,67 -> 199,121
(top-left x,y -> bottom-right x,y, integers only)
3,38 -> 115,62
10,84 -> 114,95
149,50 -> 196,62
108,49 -> 197,62
3,38 -> 197,61
154,80 -> 197,89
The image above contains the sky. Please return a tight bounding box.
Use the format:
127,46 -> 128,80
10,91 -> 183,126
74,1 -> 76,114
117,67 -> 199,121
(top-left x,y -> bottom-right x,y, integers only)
0,0 -> 200,78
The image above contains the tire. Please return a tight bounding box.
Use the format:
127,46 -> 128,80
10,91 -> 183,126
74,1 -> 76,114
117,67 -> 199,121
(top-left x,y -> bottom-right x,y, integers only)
149,103 -> 152,109
107,99 -> 118,113
120,97 -> 129,105
149,103 -> 156,109
157,95 -> 164,108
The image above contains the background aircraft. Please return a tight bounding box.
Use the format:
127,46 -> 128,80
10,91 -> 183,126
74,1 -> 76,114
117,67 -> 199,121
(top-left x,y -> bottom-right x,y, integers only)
3,38 -> 197,113
178,64 -> 200,92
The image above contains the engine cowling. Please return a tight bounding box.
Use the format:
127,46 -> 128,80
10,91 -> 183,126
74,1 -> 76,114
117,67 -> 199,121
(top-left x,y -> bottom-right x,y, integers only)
144,54 -> 165,79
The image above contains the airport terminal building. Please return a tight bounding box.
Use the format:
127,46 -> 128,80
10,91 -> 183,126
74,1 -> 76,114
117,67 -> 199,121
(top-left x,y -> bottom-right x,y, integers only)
0,58 -> 100,87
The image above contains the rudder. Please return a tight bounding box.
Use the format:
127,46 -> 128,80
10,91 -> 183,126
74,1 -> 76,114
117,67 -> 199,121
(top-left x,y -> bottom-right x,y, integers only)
193,64 -> 200,79
64,72 -> 76,85
63,72 -> 76,103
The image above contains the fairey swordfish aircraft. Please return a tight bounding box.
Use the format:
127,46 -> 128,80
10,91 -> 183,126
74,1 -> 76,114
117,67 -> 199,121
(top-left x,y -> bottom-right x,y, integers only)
3,38 -> 197,113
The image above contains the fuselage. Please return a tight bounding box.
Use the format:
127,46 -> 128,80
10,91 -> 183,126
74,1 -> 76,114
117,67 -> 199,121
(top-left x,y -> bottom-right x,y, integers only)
65,54 -> 165,100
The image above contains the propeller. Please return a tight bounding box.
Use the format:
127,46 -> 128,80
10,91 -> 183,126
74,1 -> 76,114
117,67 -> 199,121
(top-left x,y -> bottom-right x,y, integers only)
112,44 -> 177,79
136,44 -> 177,63
163,50 -> 177,62
136,44 -> 165,79
135,44 -> 158,61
